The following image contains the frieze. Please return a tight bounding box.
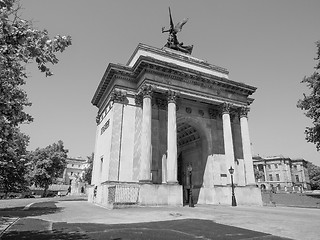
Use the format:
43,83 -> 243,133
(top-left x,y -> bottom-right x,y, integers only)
110,89 -> 127,103
100,119 -> 110,135
96,114 -> 100,125
144,64 -> 252,97
145,68 -> 182,81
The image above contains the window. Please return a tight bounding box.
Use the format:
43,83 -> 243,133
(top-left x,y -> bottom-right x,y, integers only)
276,174 -> 280,181
295,175 -> 299,182
72,164 -> 74,167
269,174 -> 273,181
268,165 -> 271,169
294,165 -> 297,170
274,164 -> 278,169
71,172 -> 73,175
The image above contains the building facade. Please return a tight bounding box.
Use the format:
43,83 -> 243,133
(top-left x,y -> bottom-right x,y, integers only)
89,44 -> 262,207
253,156 -> 311,191
61,157 -> 88,185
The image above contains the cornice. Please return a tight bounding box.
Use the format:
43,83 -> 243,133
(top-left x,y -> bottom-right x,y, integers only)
92,45 -> 257,108
132,56 -> 256,95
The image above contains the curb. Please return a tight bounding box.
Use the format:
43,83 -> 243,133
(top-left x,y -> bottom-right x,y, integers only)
0,217 -> 20,238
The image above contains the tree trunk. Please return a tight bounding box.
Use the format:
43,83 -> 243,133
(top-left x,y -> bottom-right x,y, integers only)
42,185 -> 48,197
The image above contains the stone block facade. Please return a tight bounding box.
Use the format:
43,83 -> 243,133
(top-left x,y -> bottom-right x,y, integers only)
89,44 -> 262,207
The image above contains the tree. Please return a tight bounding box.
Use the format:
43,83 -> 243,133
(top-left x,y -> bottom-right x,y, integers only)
297,41 -> 320,151
254,168 -> 264,181
0,0 -> 71,192
0,127 -> 30,196
306,161 -> 320,190
83,153 -> 93,184
28,140 -> 68,197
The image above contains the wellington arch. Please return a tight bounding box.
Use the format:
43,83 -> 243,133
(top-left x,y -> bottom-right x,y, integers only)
88,43 -> 262,208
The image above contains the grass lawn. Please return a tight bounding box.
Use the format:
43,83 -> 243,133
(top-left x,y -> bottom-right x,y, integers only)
262,192 -> 320,208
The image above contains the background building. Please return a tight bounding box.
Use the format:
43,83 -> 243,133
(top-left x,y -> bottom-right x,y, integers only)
253,156 -> 311,191
62,157 -> 89,185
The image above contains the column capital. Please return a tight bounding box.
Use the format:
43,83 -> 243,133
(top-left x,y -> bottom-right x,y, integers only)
139,84 -> 154,99
221,102 -> 232,114
239,106 -> 250,118
135,94 -> 143,106
110,89 -> 126,103
167,90 -> 179,104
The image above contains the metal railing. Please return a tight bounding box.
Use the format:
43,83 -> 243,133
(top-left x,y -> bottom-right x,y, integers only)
108,184 -> 140,204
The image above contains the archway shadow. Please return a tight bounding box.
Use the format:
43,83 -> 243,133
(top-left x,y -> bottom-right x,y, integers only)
177,116 -> 209,204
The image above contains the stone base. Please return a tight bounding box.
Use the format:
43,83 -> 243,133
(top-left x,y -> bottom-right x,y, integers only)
89,183 -> 261,207
139,183 -> 182,206
88,182 -> 183,208
198,185 -> 262,206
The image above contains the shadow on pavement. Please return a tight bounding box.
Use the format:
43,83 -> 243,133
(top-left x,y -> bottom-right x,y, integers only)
4,230 -> 88,240
3,218 -> 292,240
0,201 -> 61,218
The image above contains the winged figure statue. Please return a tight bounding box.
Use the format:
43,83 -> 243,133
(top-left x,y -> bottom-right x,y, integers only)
162,7 -> 193,54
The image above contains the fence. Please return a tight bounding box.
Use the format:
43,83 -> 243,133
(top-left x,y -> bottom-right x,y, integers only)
108,184 -> 140,205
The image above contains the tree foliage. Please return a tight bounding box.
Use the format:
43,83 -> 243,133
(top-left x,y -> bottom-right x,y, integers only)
28,140 -> 68,196
254,168 -> 264,181
0,0 -> 71,193
297,41 -> 320,151
306,161 -> 320,190
0,127 -> 30,194
83,153 -> 93,184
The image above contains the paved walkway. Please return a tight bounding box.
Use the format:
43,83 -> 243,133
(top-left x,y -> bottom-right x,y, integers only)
1,199 -> 319,239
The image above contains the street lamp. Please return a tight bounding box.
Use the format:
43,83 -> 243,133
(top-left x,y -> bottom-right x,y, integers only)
228,166 -> 237,207
187,164 -> 194,207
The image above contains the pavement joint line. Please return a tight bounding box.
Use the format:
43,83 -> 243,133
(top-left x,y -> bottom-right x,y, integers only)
48,221 -> 53,231
0,217 -> 20,238
23,202 -> 35,210
92,203 -> 112,210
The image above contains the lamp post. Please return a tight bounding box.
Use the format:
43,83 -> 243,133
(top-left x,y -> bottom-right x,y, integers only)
187,164 -> 194,207
228,166 -> 237,206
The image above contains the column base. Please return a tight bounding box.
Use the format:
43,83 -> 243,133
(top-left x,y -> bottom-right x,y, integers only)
246,183 -> 258,187
139,179 -> 152,184
166,181 -> 179,185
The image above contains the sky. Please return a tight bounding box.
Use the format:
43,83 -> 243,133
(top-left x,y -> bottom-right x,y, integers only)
19,0 -> 320,165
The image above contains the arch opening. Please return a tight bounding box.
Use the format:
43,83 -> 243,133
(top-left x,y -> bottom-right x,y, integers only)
176,116 -> 208,205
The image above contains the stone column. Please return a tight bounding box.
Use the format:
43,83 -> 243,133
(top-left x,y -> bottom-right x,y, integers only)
139,85 -> 153,182
263,164 -> 267,182
162,154 -> 167,183
222,102 -> 235,184
240,106 -> 256,185
166,90 -> 178,184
